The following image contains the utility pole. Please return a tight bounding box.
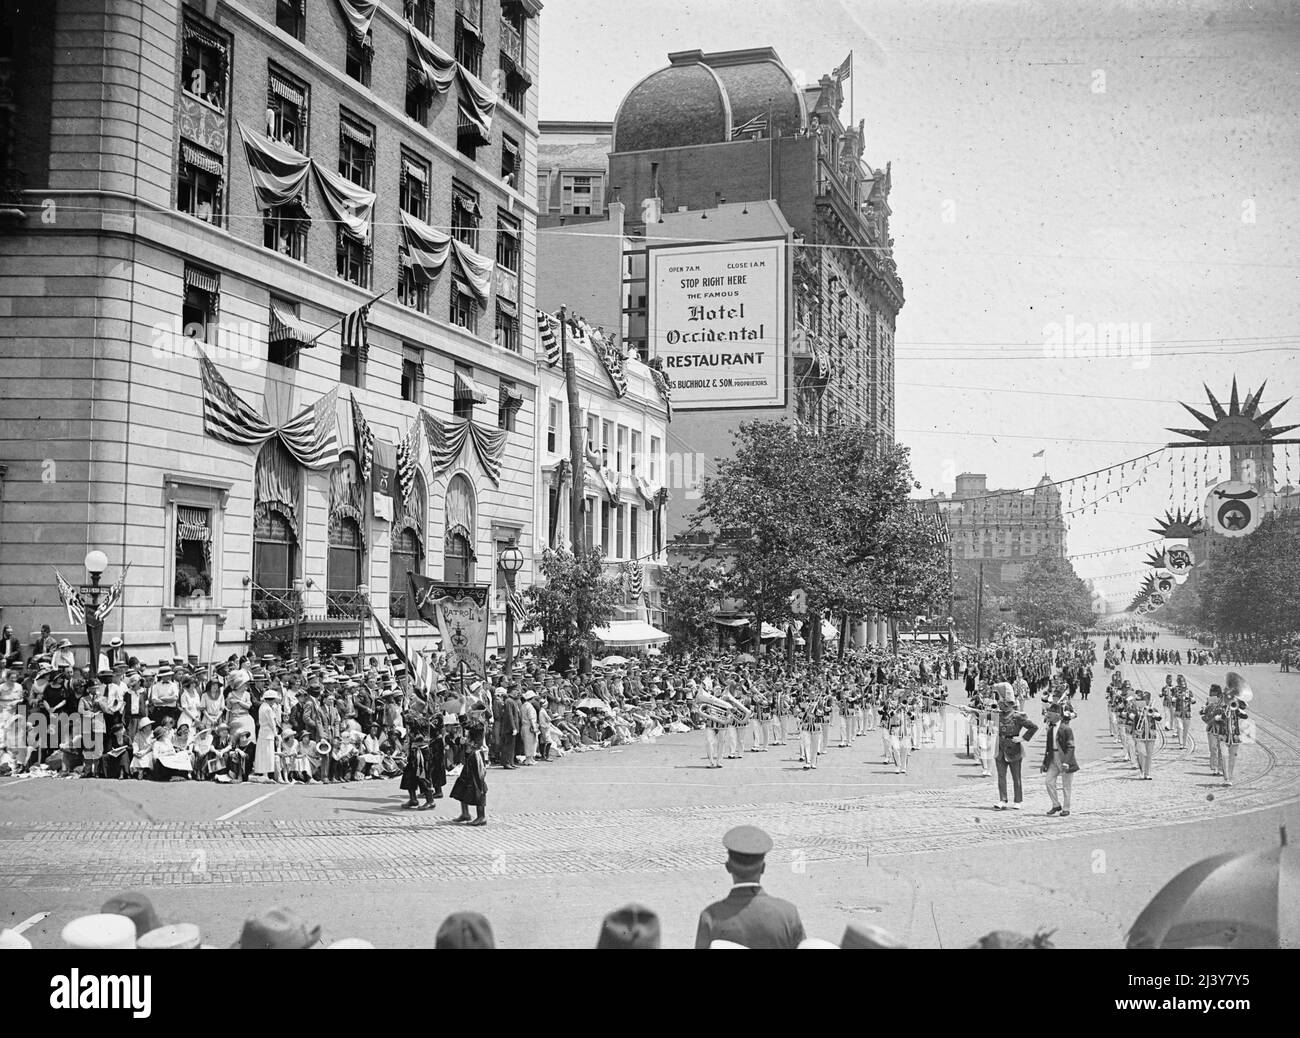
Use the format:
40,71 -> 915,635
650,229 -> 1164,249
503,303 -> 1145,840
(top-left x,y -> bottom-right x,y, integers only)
974,561 -> 984,649
562,306 -> 584,554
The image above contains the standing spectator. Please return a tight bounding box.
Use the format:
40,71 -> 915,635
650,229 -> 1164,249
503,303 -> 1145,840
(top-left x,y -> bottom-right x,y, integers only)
252,689 -> 280,782
694,826 -> 805,949
519,690 -> 538,765
1040,702 -> 1078,816
993,684 -> 1038,811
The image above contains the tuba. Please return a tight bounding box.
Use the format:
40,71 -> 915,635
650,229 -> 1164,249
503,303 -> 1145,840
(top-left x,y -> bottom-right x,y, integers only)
316,739 -> 332,756
695,689 -> 746,725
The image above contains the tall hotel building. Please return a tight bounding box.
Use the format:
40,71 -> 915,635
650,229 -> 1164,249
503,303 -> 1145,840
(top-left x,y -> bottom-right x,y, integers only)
0,0 -> 543,662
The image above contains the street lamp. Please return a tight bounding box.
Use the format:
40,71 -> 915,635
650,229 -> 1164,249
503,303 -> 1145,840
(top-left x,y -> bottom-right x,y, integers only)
498,539 -> 524,674
83,550 -> 109,672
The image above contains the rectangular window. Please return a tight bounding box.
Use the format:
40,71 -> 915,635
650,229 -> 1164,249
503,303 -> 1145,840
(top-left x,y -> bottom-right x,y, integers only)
339,116 -> 374,189
616,426 -> 628,473
345,30 -> 373,86
600,501 -> 611,555
616,503 -> 626,558
266,67 -> 308,150
454,8 -> 484,78
649,436 -> 660,482
401,345 -> 424,403
177,142 -> 222,224
453,364 -> 477,421
562,173 -> 599,216
450,282 -> 478,334
398,265 -> 428,313
494,302 -> 519,352
584,496 -> 596,551
500,134 -> 520,188
547,400 -> 560,454
181,266 -> 219,345
497,379 -> 519,432
182,20 -> 227,109
340,337 -> 363,388
504,71 -> 527,114
451,184 -> 480,249
275,0 -> 304,40
337,233 -> 370,287
536,172 -> 549,210
630,430 -> 641,474
264,204 -> 308,259
585,413 -> 598,454
399,154 -> 429,220
405,63 -> 430,124
601,419 -> 613,466
629,506 -> 639,561
546,486 -> 560,548
406,0 -> 434,36
495,210 -> 520,272
173,505 -> 214,605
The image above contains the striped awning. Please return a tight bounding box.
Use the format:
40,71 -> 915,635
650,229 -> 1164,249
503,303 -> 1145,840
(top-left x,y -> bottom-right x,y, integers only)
498,383 -> 523,408
453,369 -> 486,404
184,22 -> 228,56
269,76 -> 305,106
453,189 -> 481,217
495,295 -> 517,316
339,119 -> 373,147
180,140 -> 223,177
269,303 -> 317,346
184,266 -> 220,294
401,157 -> 426,182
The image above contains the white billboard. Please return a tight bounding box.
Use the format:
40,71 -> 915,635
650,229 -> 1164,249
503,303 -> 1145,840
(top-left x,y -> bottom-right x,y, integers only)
647,238 -> 787,410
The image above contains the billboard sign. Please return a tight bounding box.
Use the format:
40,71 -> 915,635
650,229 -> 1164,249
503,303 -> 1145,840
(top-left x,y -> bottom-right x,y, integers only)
647,238 -> 787,410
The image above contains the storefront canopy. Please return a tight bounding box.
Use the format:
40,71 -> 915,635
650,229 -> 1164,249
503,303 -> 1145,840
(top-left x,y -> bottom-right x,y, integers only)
593,620 -> 670,648
714,617 -> 749,628
760,623 -> 786,640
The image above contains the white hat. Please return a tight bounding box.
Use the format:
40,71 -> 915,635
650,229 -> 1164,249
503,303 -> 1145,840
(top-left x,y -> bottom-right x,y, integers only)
137,923 -> 202,950
0,928 -> 32,949
328,937 -> 375,949
262,689 -> 281,701
797,937 -> 841,949
709,939 -> 749,949
62,913 -> 136,950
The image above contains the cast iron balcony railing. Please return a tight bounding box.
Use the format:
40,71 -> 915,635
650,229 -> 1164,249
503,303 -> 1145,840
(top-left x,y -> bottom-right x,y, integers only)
250,584 -> 303,622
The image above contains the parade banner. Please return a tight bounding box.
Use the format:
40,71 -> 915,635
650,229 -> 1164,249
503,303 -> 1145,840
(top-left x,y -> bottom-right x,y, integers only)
646,237 -> 787,411
408,574 -> 490,679
1206,480 -> 1263,538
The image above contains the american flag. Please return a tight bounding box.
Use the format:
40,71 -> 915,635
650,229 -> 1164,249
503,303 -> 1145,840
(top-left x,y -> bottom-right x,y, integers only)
370,596 -> 436,696
200,351 -> 274,446
95,561 -> 131,622
832,52 -> 852,81
395,419 -> 421,506
341,301 -> 370,363
277,386 -> 340,469
350,393 -> 375,483
506,585 -> 532,625
594,334 -> 629,398
731,113 -> 768,139
54,569 -> 85,625
537,309 -> 560,366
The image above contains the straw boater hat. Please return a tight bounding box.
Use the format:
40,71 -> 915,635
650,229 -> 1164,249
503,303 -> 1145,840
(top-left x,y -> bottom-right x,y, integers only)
0,929 -> 32,949
62,914 -> 137,950
262,689 -> 281,701
137,923 -> 203,950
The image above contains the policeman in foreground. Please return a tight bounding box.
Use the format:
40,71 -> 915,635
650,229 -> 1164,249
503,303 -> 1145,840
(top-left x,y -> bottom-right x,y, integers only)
695,825 -> 806,949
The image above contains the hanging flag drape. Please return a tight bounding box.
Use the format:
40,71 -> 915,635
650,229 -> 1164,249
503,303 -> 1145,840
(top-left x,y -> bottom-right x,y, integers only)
237,122 -> 311,211
311,161 -> 375,242
421,411 -> 506,486
647,358 -> 673,419
538,309 -> 560,365
335,0 -> 378,41
399,209 -> 451,282
200,351 -> 338,469
177,506 -> 213,563
451,239 -> 493,303
408,25 -> 456,95
456,65 -> 497,139
55,569 -> 86,626
350,393 -> 375,483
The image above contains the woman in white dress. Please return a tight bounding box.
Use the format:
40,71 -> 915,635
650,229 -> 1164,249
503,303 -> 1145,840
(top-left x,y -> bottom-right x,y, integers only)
200,680 -> 225,729
178,678 -> 203,733
224,675 -> 255,743
252,689 -> 280,781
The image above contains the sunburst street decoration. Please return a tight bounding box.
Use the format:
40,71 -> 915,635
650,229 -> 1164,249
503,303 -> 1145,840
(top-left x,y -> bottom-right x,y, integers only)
1143,550 -> 1166,568
1149,509 -> 1204,538
1167,379 -> 1298,446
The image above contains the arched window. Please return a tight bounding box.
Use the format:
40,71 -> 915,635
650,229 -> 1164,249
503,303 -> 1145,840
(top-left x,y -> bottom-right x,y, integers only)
326,452 -> 366,616
390,471 -> 426,618
252,438 -> 301,617
444,473 -> 475,585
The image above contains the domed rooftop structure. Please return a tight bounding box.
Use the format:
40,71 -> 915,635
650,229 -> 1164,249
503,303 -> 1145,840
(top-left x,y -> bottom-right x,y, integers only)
613,48 -> 807,153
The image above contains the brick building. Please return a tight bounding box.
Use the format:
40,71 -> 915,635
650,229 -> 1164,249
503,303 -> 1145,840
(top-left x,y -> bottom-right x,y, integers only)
0,0 -> 544,663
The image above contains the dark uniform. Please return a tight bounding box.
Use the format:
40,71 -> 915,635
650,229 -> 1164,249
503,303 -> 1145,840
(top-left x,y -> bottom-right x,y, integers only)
694,826 -> 806,950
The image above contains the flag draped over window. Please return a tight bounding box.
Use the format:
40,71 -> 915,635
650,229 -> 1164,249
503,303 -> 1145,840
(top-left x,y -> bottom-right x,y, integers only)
451,239 -> 493,303
407,25 -> 456,95
200,351 -> 338,469
456,65 -> 497,138
399,210 -> 451,282
336,0 -> 378,40
420,410 -> 506,486
311,161 -> 375,242
54,569 -> 85,626
647,358 -> 673,420
350,393 -> 375,483
236,122 -> 311,210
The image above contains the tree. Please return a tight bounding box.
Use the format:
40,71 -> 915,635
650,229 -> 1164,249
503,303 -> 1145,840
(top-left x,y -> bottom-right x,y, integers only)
1008,554 -> 1094,640
657,562 -> 722,655
520,546 -> 621,672
1198,515 -> 1300,638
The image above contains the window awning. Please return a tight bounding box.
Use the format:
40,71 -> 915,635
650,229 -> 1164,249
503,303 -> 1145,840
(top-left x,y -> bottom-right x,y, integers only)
184,21 -> 228,56
593,620 -> 670,648
184,267 -> 220,295
269,76 -> 305,107
269,303 -> 317,345
498,383 -> 523,408
402,157 -> 426,182
495,295 -> 517,316
454,369 -> 486,404
501,137 -> 519,159
456,10 -> 482,39
453,188 -> 481,217
339,119 -> 373,148
714,617 -> 749,628
181,140 -> 224,177
760,622 -> 786,640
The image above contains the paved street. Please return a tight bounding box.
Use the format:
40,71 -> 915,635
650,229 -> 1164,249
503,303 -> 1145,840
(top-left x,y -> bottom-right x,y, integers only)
2,634 -> 1297,948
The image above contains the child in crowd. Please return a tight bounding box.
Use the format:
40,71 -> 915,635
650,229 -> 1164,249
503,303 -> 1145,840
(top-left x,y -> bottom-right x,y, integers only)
277,725 -> 297,784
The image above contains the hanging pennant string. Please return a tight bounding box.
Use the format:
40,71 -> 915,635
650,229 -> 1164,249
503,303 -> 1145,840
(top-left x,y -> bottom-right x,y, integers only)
947,447 -> 1165,505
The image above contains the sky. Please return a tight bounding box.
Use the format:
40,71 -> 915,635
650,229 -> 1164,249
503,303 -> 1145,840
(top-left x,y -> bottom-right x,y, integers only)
536,0 -> 1300,603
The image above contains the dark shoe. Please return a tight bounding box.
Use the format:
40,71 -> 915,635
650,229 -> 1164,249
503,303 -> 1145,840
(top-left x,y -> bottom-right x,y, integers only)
453,814 -> 471,823
1060,809 -> 1070,817
468,818 -> 487,826
1046,805 -> 1061,815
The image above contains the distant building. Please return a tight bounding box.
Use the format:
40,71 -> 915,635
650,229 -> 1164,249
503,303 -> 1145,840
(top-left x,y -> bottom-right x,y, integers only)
536,121 -> 613,228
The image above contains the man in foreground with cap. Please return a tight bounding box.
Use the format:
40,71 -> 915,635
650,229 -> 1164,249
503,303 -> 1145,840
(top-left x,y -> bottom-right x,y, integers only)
694,825 -> 805,949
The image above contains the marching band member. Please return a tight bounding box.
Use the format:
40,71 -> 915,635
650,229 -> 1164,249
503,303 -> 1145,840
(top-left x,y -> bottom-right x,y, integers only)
1201,685 -> 1225,777
750,685 -> 769,752
885,693 -> 909,774
1172,676 -> 1194,749
798,692 -> 821,771
1131,690 -> 1160,780
1159,674 -> 1176,732
878,686 -> 894,765
697,685 -> 727,769
837,678 -> 857,748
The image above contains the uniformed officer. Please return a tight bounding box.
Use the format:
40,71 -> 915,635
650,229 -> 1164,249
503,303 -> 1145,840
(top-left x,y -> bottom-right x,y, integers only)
694,826 -> 806,950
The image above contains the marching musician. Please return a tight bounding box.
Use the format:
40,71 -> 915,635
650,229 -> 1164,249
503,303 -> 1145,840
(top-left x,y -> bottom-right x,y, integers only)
750,684 -> 770,752
697,683 -> 728,769
1172,676 -> 1194,749
837,677 -> 858,748
1131,689 -> 1160,780
798,691 -> 822,771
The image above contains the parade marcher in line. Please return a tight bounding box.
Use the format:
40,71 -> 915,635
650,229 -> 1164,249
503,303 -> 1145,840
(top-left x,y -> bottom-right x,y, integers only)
694,826 -> 805,950
1173,676 -> 1194,750
993,683 -> 1037,810
1131,690 -> 1160,780
451,721 -> 489,825
798,692 -> 821,771
1201,685 -> 1225,778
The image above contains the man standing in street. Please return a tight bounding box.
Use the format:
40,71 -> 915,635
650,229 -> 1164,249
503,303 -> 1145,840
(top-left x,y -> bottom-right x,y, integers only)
993,683 -> 1037,810
1041,702 -> 1078,817
694,826 -> 805,949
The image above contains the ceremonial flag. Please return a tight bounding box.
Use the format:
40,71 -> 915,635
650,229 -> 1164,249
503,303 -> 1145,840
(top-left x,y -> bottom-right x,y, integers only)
276,386 -> 340,469
200,351 -> 274,446
408,574 -> 490,679
537,309 -> 561,366
370,602 -> 423,684
730,113 -> 768,139
372,439 -> 396,521
341,301 -> 370,363
1033,449 -> 1045,458
505,585 -> 532,625
54,569 -> 85,626
832,52 -> 852,81
395,419 -> 421,506
95,562 -> 131,622
350,393 -> 375,483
